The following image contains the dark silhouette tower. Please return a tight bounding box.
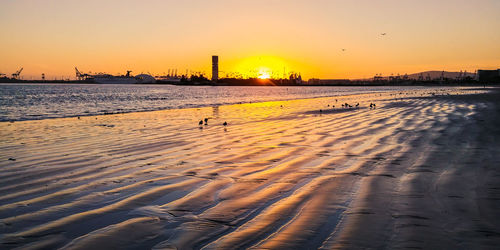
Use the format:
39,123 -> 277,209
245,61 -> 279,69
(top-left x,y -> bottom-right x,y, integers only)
212,56 -> 219,82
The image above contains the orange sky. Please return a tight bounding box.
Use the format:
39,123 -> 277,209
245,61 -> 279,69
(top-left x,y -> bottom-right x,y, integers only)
1,0 -> 499,80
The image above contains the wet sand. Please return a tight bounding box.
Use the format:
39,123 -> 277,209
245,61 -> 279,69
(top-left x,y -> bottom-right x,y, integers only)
1,87 -> 499,249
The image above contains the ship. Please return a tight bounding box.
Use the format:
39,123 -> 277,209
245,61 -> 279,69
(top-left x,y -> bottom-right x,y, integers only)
93,71 -> 137,84
75,68 -> 155,84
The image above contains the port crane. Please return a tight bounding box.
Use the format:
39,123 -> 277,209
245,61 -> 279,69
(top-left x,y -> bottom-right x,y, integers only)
75,67 -> 92,80
11,68 -> 23,79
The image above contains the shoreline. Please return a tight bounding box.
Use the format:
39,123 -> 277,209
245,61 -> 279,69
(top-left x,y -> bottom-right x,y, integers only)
1,85 -> 494,123
1,80 -> 498,86
1,87 -> 499,249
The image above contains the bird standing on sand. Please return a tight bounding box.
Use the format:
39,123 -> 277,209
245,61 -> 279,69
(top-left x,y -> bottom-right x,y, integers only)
199,120 -> 203,126
204,118 -> 208,125
223,121 -> 227,126
356,103 -> 359,108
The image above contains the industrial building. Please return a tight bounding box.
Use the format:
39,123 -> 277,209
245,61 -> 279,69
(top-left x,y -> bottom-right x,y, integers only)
477,69 -> 500,82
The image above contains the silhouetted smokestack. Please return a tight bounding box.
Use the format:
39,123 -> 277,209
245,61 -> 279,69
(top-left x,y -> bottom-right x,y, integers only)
212,56 -> 219,82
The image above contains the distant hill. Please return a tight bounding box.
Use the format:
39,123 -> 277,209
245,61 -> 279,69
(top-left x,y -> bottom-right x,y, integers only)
405,71 -> 475,80
353,71 -> 476,81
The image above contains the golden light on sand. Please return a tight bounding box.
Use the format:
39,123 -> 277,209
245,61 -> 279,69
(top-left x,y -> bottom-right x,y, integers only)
1,87 -> 498,248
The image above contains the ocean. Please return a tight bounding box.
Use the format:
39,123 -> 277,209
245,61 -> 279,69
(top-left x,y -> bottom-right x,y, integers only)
0,83 -> 429,121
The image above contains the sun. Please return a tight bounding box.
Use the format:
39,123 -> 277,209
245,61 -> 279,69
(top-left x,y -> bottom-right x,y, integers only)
258,68 -> 271,79
258,72 -> 271,79
232,56 -> 290,79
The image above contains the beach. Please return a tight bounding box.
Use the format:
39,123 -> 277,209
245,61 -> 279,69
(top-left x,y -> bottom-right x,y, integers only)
1,87 -> 499,249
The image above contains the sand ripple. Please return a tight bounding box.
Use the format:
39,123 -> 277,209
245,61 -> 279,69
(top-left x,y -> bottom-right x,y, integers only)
1,87 -> 499,249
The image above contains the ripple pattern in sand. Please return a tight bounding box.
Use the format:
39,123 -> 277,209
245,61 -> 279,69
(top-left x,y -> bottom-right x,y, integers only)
0,87 -> 494,249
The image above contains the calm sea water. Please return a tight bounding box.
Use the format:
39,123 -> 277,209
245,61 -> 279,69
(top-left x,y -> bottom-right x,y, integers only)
0,83 -> 426,121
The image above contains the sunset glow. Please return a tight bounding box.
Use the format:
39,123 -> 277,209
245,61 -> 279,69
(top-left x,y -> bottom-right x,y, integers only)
231,56 -> 290,79
1,0 -> 499,80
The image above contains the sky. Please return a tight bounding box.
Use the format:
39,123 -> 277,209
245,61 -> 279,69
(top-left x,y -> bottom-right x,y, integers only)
1,0 -> 499,80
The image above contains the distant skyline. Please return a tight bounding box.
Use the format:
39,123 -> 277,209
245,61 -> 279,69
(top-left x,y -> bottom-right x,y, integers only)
1,0 -> 499,80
